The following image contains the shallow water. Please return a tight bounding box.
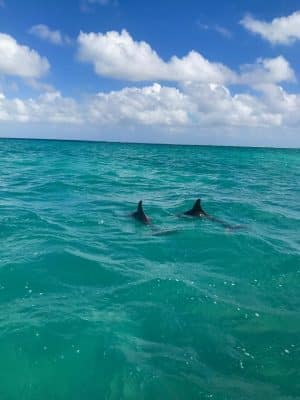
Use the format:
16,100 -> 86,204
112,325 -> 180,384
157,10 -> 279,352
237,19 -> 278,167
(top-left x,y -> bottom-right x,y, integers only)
0,139 -> 299,399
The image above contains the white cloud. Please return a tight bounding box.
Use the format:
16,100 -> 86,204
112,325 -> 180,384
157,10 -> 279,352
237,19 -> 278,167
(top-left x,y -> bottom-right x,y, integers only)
241,11 -> 300,45
240,56 -> 296,86
87,83 -> 191,126
256,83 -> 300,126
77,29 -> 235,83
85,82 -> 281,128
181,82 -> 281,127
77,30 -> 297,89
0,91 -> 81,123
29,24 -> 71,45
0,33 -> 49,78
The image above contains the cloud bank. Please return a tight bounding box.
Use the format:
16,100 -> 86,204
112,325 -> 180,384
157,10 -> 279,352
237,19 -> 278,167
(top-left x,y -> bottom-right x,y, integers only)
1,81 -> 299,130
0,27 -> 299,146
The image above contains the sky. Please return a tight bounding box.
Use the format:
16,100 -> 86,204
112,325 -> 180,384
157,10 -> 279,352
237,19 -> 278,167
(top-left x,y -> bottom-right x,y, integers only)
0,0 -> 300,147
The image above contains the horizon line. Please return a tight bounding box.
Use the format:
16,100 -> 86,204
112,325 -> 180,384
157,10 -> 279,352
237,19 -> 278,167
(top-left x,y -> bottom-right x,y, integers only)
0,136 -> 299,150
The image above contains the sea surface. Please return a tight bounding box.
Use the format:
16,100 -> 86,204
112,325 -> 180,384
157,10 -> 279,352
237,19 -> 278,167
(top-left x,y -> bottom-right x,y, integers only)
0,138 -> 299,400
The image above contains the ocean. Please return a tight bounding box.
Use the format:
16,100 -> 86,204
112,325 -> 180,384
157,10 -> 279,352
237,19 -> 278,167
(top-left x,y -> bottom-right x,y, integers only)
0,138 -> 299,400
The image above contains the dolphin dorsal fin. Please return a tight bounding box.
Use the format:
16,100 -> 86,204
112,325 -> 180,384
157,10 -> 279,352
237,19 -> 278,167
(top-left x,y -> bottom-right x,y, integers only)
136,200 -> 147,219
192,199 -> 202,212
183,198 -> 207,216
132,200 -> 150,224
137,200 -> 144,214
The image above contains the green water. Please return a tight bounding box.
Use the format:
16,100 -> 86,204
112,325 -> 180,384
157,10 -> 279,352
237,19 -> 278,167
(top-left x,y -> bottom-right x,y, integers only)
0,139 -> 299,400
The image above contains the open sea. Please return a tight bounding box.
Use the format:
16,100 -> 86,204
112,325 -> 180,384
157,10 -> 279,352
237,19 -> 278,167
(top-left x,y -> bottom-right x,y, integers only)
0,138 -> 299,400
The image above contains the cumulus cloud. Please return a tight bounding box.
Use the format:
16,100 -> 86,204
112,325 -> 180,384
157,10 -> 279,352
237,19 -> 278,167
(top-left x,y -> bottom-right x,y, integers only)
257,84 -> 300,126
0,33 -> 49,78
87,83 -> 191,126
84,82 -> 282,128
77,29 -> 235,83
241,11 -> 300,45
77,29 -> 297,89
0,91 -> 81,123
240,56 -> 296,86
181,82 -> 281,127
29,24 -> 71,45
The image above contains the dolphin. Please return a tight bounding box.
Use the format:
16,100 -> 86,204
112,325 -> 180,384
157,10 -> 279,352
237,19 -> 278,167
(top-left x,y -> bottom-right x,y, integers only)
183,199 -> 207,217
182,199 -> 243,230
131,200 -> 151,224
131,201 -> 179,235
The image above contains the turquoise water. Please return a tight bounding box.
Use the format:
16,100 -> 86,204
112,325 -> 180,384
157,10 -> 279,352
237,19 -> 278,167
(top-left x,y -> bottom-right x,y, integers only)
0,139 -> 299,400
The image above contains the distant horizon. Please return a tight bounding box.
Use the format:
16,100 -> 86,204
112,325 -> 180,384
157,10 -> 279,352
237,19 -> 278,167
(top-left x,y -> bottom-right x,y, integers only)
1,136 -> 299,150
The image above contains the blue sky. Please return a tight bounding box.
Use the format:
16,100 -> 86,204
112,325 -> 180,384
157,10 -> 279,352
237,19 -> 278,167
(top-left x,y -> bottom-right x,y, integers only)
0,0 -> 300,147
